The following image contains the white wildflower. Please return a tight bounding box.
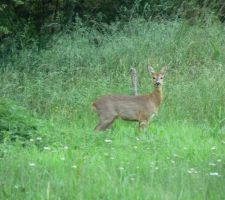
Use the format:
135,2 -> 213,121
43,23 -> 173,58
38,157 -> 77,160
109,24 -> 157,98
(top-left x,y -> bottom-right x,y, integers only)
29,162 -> 36,167
119,167 -> 124,170
43,146 -> 51,150
110,157 -> 115,160
72,165 -> 77,169
60,157 -> 65,161
209,172 -> 221,177
130,177 -> 135,181
36,137 -> 42,141
217,159 -> 222,162
104,139 -> 112,143
134,146 -> 138,149
211,146 -> 216,150
63,146 -> 68,150
188,168 -> 198,174
30,139 -> 34,142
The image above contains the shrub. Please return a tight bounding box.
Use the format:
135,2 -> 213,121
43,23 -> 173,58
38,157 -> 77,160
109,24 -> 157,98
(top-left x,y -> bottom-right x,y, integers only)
0,98 -> 39,144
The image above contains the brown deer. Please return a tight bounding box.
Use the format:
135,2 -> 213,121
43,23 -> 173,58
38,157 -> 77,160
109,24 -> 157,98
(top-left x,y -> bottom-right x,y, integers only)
92,65 -> 168,131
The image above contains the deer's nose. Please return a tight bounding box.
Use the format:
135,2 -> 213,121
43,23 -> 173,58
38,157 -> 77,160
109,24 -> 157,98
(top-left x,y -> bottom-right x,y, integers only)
156,78 -> 161,85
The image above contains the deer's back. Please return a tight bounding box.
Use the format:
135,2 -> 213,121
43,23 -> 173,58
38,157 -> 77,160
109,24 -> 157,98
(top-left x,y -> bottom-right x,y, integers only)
93,95 -> 157,120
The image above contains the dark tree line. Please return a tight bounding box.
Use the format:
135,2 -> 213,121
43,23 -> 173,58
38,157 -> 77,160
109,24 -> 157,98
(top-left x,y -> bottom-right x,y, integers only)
1,0 -> 225,45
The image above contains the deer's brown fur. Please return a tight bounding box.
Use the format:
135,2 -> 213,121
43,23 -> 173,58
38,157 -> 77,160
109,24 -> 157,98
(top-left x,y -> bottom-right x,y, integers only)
92,65 -> 167,131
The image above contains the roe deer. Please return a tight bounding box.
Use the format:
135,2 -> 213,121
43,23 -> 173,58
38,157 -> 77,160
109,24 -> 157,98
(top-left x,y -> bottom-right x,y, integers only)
92,65 -> 168,131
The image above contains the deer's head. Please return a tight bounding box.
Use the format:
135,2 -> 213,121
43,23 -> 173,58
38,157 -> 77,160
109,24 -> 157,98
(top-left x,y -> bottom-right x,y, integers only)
148,65 -> 168,87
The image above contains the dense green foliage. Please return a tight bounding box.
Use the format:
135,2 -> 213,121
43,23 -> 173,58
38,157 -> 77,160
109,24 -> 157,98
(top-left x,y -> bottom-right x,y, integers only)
0,11 -> 225,200
0,98 -> 41,143
1,0 -> 225,52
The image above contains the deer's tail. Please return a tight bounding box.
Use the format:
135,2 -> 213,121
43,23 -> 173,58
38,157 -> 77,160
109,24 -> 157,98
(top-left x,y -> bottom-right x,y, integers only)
92,102 -> 97,111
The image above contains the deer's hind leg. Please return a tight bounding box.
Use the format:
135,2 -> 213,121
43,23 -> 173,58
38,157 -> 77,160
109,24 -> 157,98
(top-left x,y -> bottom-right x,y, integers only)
94,113 -> 117,131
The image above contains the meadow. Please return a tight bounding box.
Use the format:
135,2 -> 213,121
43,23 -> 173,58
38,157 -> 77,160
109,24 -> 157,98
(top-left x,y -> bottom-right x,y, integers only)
0,17 -> 225,199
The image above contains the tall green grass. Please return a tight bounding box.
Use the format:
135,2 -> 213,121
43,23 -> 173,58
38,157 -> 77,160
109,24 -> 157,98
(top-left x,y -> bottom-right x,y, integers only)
0,18 -> 225,199
1,123 -> 225,199
1,19 -> 224,125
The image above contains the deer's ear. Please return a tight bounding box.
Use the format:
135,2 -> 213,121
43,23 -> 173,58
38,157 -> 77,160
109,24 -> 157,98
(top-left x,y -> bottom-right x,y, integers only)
148,65 -> 155,75
160,65 -> 168,75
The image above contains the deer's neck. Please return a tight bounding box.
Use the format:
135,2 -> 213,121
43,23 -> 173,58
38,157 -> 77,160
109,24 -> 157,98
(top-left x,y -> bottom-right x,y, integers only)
149,86 -> 163,107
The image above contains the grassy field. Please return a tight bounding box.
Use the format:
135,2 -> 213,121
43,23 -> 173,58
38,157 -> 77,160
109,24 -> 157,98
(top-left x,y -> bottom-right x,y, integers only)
0,18 -> 225,199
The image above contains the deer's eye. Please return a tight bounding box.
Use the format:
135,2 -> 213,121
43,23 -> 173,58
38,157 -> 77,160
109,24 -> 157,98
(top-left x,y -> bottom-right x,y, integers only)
160,77 -> 164,79
153,77 -> 156,79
